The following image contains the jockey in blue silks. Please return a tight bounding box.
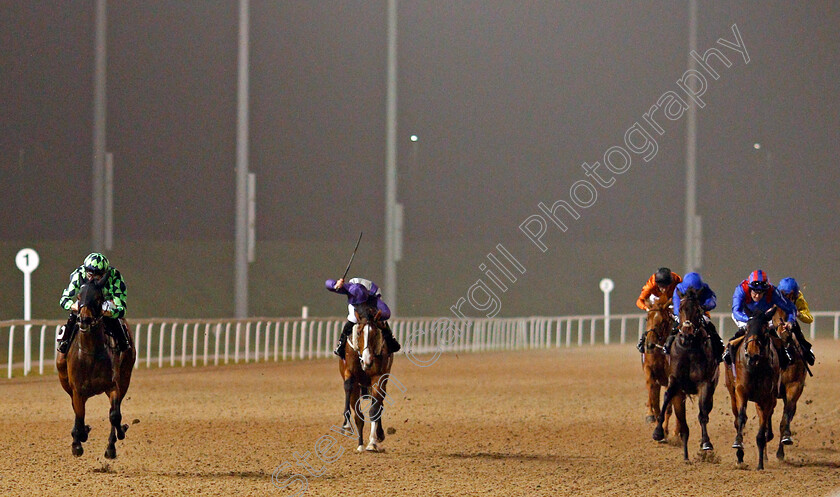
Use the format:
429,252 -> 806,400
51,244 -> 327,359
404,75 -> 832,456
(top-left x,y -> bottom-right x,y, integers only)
723,269 -> 797,367
662,272 -> 724,362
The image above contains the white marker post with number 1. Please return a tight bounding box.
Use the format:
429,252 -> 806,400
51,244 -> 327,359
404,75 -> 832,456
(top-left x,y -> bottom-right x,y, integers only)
16,248 -> 39,376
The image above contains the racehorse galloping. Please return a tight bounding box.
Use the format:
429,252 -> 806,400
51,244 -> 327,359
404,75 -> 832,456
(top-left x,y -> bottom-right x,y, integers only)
338,305 -> 394,452
652,288 -> 719,461
641,299 -> 677,438
724,307 -> 780,470
772,307 -> 809,461
56,280 -> 135,458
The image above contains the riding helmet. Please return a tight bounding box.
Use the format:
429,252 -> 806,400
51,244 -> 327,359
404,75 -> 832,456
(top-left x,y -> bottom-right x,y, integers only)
682,272 -> 703,289
777,277 -> 799,296
83,252 -> 110,274
747,269 -> 770,291
654,267 -> 673,286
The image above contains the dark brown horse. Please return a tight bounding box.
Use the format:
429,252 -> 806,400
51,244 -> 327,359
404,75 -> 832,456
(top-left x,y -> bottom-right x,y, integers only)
56,279 -> 135,458
338,305 -> 394,452
652,288 -> 719,461
772,307 -> 808,461
724,307 -> 780,469
641,298 -> 677,439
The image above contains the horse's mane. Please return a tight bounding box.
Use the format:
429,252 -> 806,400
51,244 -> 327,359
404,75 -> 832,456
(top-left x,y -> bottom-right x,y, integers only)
78,280 -> 104,309
746,307 -> 773,335
355,298 -> 381,324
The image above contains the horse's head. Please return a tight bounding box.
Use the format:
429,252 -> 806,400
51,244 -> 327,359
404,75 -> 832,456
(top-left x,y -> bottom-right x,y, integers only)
744,307 -> 776,368
644,298 -> 672,349
676,289 -> 705,347
771,306 -> 793,344
77,280 -> 106,333
352,304 -> 385,372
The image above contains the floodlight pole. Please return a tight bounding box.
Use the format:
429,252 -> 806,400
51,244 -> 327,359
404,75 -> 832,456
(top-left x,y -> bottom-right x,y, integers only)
234,0 -> 250,317
385,0 -> 398,315
684,0 -> 700,273
92,0 -> 107,251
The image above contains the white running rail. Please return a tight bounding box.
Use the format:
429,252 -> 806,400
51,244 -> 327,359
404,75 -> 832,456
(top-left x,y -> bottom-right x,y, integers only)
2,311 -> 839,378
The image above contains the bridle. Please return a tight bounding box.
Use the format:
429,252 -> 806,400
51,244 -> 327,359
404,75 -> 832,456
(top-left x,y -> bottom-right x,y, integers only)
352,318 -> 384,372
645,306 -> 671,350
677,296 -> 706,347
743,324 -> 771,366
77,281 -> 104,333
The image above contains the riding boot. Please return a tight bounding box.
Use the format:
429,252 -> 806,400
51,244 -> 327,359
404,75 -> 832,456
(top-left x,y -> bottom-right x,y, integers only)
106,318 -> 131,352
777,345 -> 791,370
711,335 -> 725,363
792,322 -> 815,366
333,321 -> 355,359
723,329 -> 746,365
662,332 -> 676,355
636,335 -> 645,353
705,321 -> 725,363
57,314 -> 78,354
722,345 -> 732,365
381,323 -> 401,353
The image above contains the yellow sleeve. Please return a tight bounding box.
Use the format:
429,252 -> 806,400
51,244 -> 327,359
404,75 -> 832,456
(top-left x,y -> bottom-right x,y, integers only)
795,293 -> 813,324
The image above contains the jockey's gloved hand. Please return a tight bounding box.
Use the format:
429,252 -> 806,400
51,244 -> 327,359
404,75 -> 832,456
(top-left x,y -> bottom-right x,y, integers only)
102,300 -> 116,315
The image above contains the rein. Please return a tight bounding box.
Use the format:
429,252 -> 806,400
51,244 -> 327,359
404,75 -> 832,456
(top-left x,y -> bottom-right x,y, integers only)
78,306 -> 103,332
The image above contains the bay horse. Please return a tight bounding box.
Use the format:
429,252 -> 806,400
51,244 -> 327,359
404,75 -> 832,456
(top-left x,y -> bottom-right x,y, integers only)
56,279 -> 135,458
338,304 -> 394,452
723,307 -> 780,469
772,307 -> 809,461
641,298 -> 677,439
652,288 -> 719,461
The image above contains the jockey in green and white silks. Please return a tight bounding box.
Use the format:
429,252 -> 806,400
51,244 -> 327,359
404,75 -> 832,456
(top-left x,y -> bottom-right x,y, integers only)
57,252 -> 131,353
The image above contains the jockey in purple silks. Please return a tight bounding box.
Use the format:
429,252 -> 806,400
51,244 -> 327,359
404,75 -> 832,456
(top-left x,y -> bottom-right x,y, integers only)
326,277 -> 401,359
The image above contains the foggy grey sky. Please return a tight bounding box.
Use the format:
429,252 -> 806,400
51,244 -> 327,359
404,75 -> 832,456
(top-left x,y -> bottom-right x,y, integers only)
2,1 -> 840,316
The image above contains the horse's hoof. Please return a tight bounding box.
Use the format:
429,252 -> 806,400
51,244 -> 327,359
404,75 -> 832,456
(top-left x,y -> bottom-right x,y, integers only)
104,447 -> 117,459
732,441 -> 743,449
72,444 -> 84,457
356,445 -> 364,453
701,441 -> 714,451
117,424 -> 129,440
645,415 -> 656,423
652,426 -> 665,441
781,436 -> 793,445
366,443 -> 379,452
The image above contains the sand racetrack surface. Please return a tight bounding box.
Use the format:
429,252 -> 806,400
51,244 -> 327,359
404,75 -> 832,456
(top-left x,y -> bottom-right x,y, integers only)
1,340 -> 839,496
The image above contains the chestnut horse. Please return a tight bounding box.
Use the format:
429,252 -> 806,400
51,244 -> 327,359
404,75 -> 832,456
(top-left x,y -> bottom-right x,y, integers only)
652,288 -> 719,461
338,305 -> 394,452
772,307 -> 809,461
56,280 -> 135,458
723,307 -> 780,469
641,298 -> 677,439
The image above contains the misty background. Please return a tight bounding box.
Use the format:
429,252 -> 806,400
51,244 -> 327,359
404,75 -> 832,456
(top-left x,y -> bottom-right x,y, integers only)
1,1 -> 838,321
